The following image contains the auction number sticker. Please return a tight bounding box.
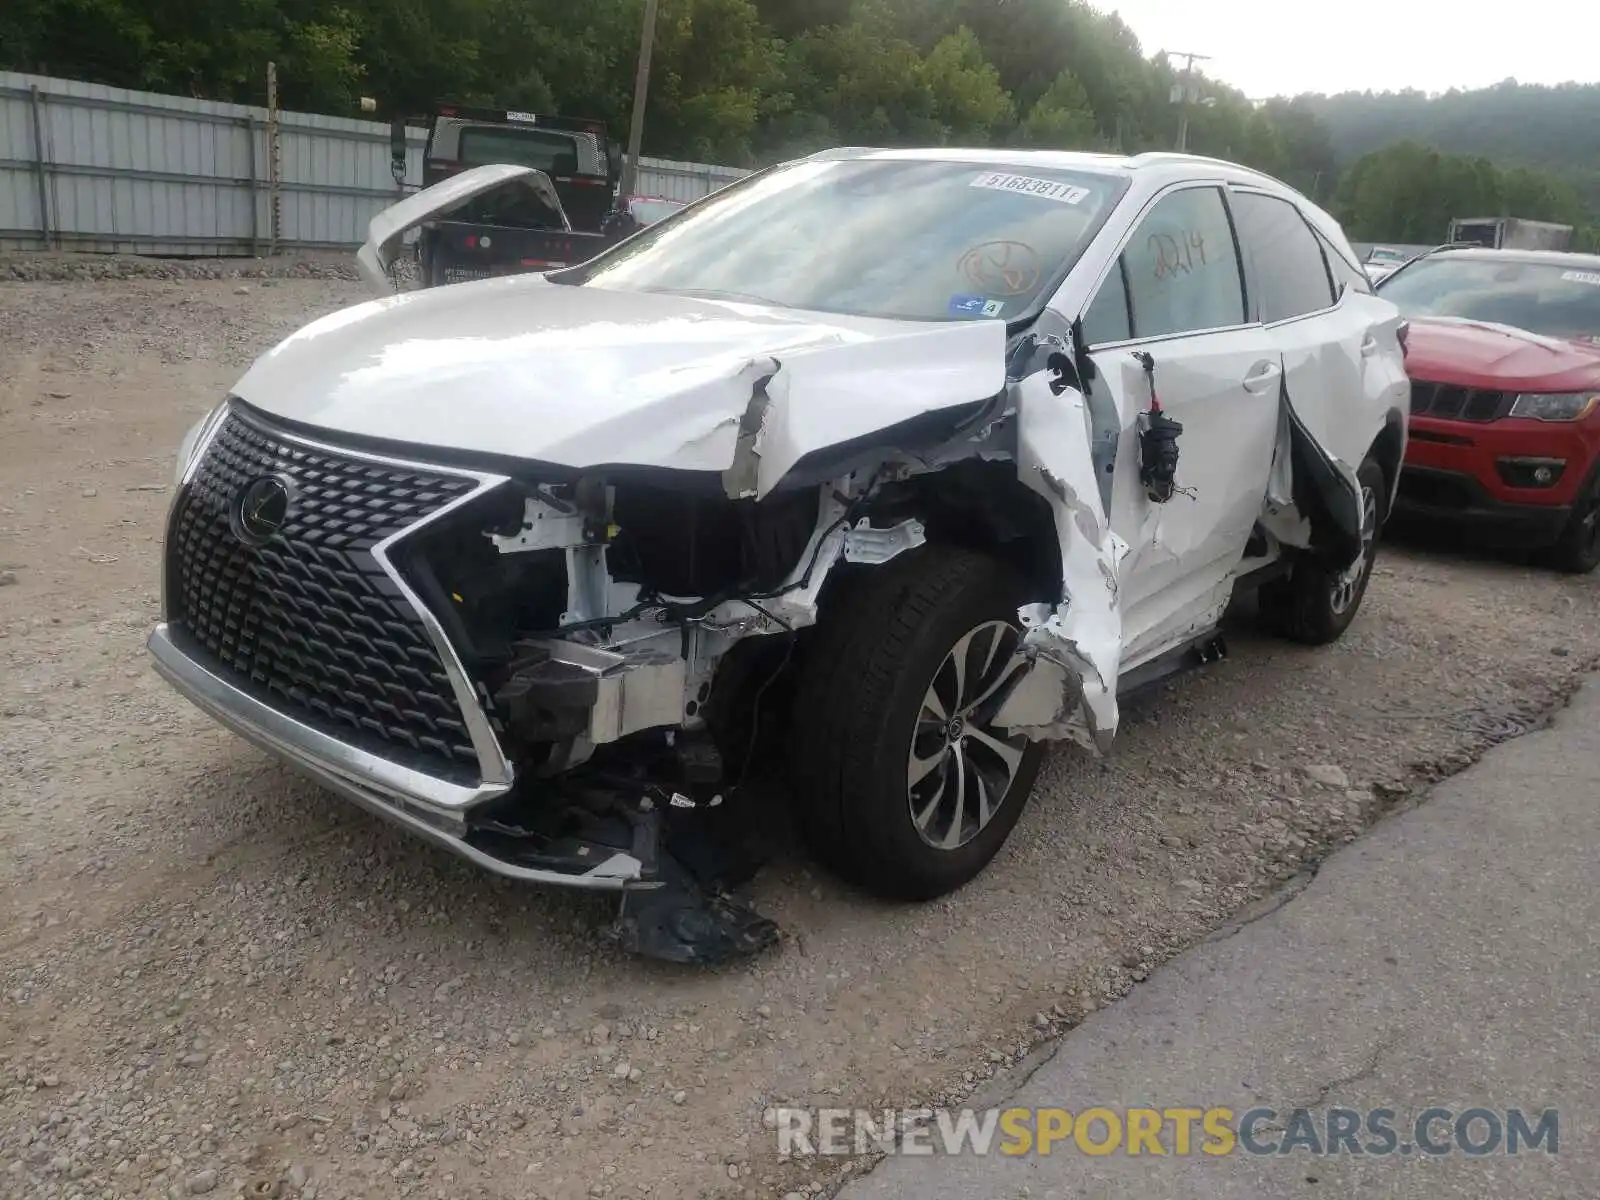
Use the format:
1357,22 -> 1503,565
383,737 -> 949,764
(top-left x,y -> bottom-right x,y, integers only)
1561,270 -> 1600,287
971,172 -> 1090,206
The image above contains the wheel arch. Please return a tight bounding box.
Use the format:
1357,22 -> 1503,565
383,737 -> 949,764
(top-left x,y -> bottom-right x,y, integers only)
856,459 -> 1065,606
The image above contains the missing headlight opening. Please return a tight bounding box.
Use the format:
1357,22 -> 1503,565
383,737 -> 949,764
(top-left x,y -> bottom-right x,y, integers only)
387,468 -> 848,962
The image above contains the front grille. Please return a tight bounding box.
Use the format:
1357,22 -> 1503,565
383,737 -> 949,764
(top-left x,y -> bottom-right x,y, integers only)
168,407 -> 485,782
1410,380 -> 1511,422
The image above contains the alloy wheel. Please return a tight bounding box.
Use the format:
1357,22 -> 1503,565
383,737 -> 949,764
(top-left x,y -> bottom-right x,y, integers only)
906,621 -> 1031,851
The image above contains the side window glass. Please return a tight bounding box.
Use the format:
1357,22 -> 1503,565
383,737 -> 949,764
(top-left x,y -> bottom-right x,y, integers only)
1316,230 -> 1373,296
1121,187 -> 1246,339
1081,260 -> 1132,345
1230,191 -> 1337,321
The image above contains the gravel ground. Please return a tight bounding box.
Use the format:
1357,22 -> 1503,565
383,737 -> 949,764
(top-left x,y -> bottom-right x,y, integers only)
1,268 -> 1597,1200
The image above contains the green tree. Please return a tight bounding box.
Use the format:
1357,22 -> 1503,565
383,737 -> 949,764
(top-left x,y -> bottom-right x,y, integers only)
6,0 -> 1593,238
1333,140 -> 1588,243
1258,96 -> 1338,199
638,0 -> 780,163
919,26 -> 1014,141
1011,70 -> 1097,149
283,7 -> 365,113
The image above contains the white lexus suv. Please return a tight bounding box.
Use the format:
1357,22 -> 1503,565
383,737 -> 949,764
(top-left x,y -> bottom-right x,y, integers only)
151,149 -> 1408,959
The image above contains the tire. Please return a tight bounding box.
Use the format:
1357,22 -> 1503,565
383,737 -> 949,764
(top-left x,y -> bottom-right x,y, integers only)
1545,468 -> 1600,574
788,547 -> 1046,901
1259,457 -> 1386,645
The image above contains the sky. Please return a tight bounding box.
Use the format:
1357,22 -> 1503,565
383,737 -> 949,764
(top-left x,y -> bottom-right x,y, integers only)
1100,0 -> 1595,99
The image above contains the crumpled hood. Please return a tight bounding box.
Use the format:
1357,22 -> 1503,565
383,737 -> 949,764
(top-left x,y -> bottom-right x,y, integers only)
232,275 -> 1007,490
1404,316 -> 1600,392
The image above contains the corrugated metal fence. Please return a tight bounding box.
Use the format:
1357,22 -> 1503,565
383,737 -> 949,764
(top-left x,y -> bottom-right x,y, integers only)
0,71 -> 749,256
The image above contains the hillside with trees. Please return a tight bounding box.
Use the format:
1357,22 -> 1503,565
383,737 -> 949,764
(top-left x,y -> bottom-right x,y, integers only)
1,0 -> 1595,247
1309,82 -> 1600,212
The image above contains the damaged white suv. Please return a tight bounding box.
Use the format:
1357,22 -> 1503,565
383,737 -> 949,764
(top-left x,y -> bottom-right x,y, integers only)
151,149 -> 1407,959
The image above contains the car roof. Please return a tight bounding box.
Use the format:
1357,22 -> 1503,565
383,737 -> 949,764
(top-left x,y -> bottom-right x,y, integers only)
1432,247 -> 1600,269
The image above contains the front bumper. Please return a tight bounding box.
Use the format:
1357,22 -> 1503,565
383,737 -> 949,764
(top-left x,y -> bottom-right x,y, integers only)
149,621 -> 643,890
1396,414 -> 1600,544
1391,466 -> 1571,544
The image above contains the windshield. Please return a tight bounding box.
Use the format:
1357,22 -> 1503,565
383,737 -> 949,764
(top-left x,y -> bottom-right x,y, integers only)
569,157 -> 1125,322
1378,257 -> 1600,343
458,127 -> 588,177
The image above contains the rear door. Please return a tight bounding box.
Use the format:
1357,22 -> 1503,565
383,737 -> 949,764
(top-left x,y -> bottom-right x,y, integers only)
1229,188 -> 1407,554
1076,183 -> 1281,663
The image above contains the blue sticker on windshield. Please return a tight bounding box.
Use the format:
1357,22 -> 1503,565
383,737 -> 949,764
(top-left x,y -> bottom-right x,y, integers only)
949,295 -> 1005,318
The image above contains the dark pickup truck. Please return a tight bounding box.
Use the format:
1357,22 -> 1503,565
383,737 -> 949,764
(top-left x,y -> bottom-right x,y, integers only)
403,106 -> 622,287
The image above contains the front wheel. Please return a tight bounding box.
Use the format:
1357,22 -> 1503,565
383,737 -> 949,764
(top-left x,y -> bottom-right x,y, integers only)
788,547 -> 1046,901
1546,468 -> 1600,574
1259,457 -> 1385,645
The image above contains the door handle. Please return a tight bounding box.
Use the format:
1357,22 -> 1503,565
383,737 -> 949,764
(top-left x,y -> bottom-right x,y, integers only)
1242,361 -> 1282,392
1360,334 -> 1380,357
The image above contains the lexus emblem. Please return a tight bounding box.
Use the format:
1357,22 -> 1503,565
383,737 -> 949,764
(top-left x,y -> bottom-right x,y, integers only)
231,475 -> 293,545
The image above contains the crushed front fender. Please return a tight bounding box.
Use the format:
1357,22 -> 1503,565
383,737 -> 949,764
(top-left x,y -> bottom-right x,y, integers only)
993,364 -> 1128,751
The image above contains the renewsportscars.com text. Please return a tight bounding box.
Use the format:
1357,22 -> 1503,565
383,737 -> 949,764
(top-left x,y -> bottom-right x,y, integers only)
775,1105 -> 1560,1158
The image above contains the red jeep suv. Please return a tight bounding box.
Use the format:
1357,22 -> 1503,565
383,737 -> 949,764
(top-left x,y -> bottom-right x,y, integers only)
1376,248 -> 1600,572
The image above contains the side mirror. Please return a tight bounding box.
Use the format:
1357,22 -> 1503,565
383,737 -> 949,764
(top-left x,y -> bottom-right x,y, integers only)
389,118 -> 408,186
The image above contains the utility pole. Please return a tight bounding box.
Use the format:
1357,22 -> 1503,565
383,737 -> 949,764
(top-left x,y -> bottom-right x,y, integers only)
265,61 -> 282,256
619,0 -> 660,200
1166,49 -> 1211,153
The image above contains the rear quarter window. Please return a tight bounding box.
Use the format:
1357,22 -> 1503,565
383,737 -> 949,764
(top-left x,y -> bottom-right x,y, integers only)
1316,230 -> 1373,296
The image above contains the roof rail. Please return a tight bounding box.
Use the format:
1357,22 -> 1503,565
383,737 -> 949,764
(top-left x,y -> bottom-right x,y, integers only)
1126,150 -> 1298,191
1126,150 -> 1240,170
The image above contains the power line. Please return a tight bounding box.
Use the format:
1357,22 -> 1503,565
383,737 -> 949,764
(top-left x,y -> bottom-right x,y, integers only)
1164,49 -> 1212,152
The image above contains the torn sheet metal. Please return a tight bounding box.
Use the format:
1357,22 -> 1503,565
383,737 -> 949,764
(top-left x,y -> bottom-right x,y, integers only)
1260,380 -> 1363,569
1258,400 -> 1314,549
733,319 -> 1009,498
1269,322 -> 1403,563
997,372 -> 1128,751
356,164 -> 570,293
